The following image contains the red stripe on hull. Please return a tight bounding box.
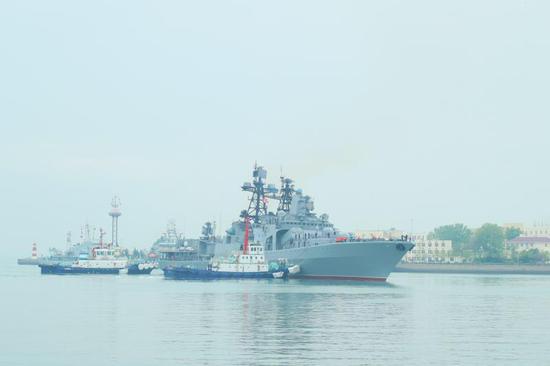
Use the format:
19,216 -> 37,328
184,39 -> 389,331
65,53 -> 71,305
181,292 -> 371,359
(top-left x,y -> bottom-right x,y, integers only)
294,275 -> 387,282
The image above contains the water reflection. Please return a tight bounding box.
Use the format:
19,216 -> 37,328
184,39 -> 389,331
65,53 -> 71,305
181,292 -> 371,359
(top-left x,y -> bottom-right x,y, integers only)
150,280 -> 413,365
4,266 -> 550,366
289,278 -> 400,289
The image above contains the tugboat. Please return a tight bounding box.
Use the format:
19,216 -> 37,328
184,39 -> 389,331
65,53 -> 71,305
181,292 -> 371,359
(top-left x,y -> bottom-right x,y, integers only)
39,229 -> 128,275
163,218 -> 287,280
37,228 -> 97,268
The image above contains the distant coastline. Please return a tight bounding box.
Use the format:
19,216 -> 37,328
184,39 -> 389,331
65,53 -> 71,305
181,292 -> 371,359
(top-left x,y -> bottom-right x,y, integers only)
396,262 -> 550,275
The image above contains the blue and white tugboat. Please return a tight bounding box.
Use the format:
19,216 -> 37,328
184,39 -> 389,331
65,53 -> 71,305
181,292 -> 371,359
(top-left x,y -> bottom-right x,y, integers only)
39,230 -> 128,275
163,219 -> 286,280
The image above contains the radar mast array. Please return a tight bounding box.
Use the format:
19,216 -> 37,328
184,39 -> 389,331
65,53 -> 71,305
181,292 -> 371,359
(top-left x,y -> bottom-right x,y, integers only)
241,163 -> 296,223
241,164 -> 277,223
277,177 -> 294,213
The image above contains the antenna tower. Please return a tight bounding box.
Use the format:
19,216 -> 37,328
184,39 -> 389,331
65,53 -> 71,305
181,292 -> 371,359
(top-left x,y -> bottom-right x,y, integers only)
277,177 -> 294,212
109,196 -> 122,247
241,164 -> 278,224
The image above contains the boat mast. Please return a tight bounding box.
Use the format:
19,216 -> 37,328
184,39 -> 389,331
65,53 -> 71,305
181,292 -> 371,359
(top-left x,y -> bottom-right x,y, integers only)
99,228 -> 105,248
243,217 -> 250,254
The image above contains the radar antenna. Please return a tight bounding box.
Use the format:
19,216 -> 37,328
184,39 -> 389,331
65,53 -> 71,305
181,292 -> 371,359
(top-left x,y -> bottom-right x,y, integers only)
277,177 -> 294,212
201,221 -> 215,240
241,164 -> 278,224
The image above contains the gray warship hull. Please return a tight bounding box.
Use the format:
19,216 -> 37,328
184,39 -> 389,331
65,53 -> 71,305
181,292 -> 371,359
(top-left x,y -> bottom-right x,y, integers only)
221,164 -> 416,282
265,241 -> 414,281
215,240 -> 414,281
157,259 -> 210,271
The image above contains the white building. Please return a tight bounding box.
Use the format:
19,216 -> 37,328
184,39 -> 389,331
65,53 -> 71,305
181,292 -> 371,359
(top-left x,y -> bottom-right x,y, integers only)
505,237 -> 550,255
356,230 -> 462,263
404,237 -> 460,263
502,223 -> 550,238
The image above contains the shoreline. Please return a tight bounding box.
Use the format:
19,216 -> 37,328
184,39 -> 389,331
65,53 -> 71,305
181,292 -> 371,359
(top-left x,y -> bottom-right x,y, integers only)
396,262 -> 550,275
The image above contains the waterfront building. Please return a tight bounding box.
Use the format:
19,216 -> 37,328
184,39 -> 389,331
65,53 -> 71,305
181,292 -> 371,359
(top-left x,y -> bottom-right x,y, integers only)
505,236 -> 550,255
502,223 -> 550,238
354,230 -> 462,263
402,233 -> 462,263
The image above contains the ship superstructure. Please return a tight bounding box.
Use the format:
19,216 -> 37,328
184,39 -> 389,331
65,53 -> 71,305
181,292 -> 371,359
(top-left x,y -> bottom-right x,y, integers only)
153,221 -> 211,270
216,165 -> 415,281
163,218 -> 288,280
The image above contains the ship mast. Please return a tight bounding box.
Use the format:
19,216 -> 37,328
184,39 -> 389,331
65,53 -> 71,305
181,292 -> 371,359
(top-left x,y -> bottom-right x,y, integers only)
277,177 -> 294,213
243,217 -> 250,254
241,164 -> 275,224
66,231 -> 72,251
201,221 -> 216,241
99,228 -> 105,248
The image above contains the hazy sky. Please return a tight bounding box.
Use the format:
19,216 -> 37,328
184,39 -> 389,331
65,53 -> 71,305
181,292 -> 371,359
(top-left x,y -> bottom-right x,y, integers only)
1,1 -> 549,254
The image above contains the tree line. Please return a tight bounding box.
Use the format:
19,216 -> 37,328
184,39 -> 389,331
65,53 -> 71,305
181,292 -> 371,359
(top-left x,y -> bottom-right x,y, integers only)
427,223 -> 548,264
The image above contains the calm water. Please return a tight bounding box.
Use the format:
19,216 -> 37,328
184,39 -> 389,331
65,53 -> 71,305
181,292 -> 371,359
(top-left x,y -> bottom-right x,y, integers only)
2,257 -> 550,366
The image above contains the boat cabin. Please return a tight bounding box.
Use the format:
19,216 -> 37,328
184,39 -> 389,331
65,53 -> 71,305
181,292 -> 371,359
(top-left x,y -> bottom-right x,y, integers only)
213,242 -> 268,273
237,242 -> 265,263
92,247 -> 117,259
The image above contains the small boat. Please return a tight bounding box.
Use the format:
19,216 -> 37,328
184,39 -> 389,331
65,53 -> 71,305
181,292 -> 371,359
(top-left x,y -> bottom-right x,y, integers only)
272,271 -> 286,279
288,264 -> 301,275
127,261 -> 158,275
163,241 -> 282,279
39,246 -> 128,275
164,218 -> 285,280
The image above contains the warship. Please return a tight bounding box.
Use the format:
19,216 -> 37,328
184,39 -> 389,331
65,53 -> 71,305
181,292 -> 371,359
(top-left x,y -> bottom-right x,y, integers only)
215,165 -> 415,281
153,221 -> 212,270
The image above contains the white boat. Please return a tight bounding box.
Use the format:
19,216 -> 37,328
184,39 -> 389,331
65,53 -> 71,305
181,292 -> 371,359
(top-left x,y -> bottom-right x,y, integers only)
164,219 -> 286,280
39,247 -> 128,275
272,271 -> 286,279
288,265 -> 301,275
